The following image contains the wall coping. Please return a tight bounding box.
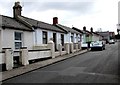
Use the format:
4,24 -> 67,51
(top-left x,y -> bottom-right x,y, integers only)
28,49 -> 51,52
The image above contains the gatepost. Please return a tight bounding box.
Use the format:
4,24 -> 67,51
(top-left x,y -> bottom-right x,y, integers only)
20,47 -> 29,66
58,44 -> 62,55
48,40 -> 55,58
65,42 -> 70,54
76,43 -> 78,51
70,42 -> 74,53
3,48 -> 13,70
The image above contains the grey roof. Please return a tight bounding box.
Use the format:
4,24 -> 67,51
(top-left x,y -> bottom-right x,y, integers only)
96,32 -> 109,37
72,27 -> 83,34
56,24 -> 80,34
83,30 -> 92,35
0,15 -> 32,31
20,16 -> 66,33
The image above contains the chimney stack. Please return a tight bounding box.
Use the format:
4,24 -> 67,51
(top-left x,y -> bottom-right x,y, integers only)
83,26 -> 86,31
13,2 -> 22,18
53,17 -> 58,25
90,27 -> 93,32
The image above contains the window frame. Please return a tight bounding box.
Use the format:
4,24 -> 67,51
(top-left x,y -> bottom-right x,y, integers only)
42,31 -> 48,44
71,33 -> 74,42
14,32 -> 23,49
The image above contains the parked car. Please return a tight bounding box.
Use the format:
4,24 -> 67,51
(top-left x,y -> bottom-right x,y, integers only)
90,41 -> 105,51
81,42 -> 88,50
109,39 -> 115,44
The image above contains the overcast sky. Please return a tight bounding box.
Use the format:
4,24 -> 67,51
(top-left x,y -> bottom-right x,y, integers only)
0,0 -> 119,34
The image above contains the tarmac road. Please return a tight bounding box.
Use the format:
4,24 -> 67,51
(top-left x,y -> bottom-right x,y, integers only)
2,42 -> 120,84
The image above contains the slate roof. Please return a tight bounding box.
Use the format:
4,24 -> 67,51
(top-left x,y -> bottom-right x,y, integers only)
20,16 -> 66,33
83,30 -> 92,35
96,32 -> 109,37
72,27 -> 84,34
0,15 -> 33,31
55,24 -> 80,34
91,31 -> 99,36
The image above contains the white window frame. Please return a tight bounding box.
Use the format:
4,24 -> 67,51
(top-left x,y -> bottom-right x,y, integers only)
42,31 -> 48,44
14,32 -> 23,49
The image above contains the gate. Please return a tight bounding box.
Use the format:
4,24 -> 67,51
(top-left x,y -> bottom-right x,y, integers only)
13,51 -> 22,68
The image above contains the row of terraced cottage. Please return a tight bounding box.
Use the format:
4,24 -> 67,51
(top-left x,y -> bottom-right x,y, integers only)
0,2 -> 103,71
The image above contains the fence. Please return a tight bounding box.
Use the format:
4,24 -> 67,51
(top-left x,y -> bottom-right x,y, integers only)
1,41 -> 82,71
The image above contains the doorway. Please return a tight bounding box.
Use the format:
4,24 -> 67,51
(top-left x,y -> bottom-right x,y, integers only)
61,34 -> 64,51
53,33 -> 57,51
61,34 -> 64,46
0,31 -> 1,51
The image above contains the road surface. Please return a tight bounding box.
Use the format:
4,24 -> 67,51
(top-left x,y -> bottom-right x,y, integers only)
3,42 -> 120,84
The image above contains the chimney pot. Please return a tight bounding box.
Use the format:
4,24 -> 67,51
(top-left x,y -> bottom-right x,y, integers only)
90,27 -> 93,32
13,1 -> 22,18
83,26 -> 86,31
53,17 -> 58,25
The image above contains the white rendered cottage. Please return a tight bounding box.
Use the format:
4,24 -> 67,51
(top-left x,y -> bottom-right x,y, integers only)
12,2 -> 67,51
52,17 -> 82,45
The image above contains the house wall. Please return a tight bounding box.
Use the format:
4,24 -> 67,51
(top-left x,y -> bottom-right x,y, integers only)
56,32 -> 61,45
78,34 -> 81,42
1,29 -> 34,50
82,34 -> 86,42
89,35 -> 92,42
74,33 -> 77,43
23,31 -> 34,50
92,35 -> 99,41
35,28 -> 68,50
75,34 -> 81,43
64,32 -> 80,43
64,33 -> 70,43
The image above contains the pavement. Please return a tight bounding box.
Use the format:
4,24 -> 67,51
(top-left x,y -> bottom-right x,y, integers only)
1,49 -> 88,81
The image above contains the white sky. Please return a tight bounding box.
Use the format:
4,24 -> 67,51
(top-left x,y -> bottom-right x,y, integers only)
0,0 -> 119,34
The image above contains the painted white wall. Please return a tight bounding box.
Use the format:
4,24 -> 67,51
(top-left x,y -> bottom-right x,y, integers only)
23,31 -> 34,50
56,33 -> 60,45
67,33 -> 71,43
36,29 -> 42,45
2,29 -> 14,49
48,31 -> 53,42
74,33 -> 77,43
69,33 -> 72,43
64,33 -> 70,43
1,29 -> 34,50
35,28 -> 67,50
78,34 -> 81,42
28,50 -> 51,60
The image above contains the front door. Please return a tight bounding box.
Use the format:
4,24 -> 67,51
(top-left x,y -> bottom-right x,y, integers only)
61,34 -> 64,46
53,33 -> 57,51
14,32 -> 23,67
0,30 -> 1,51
